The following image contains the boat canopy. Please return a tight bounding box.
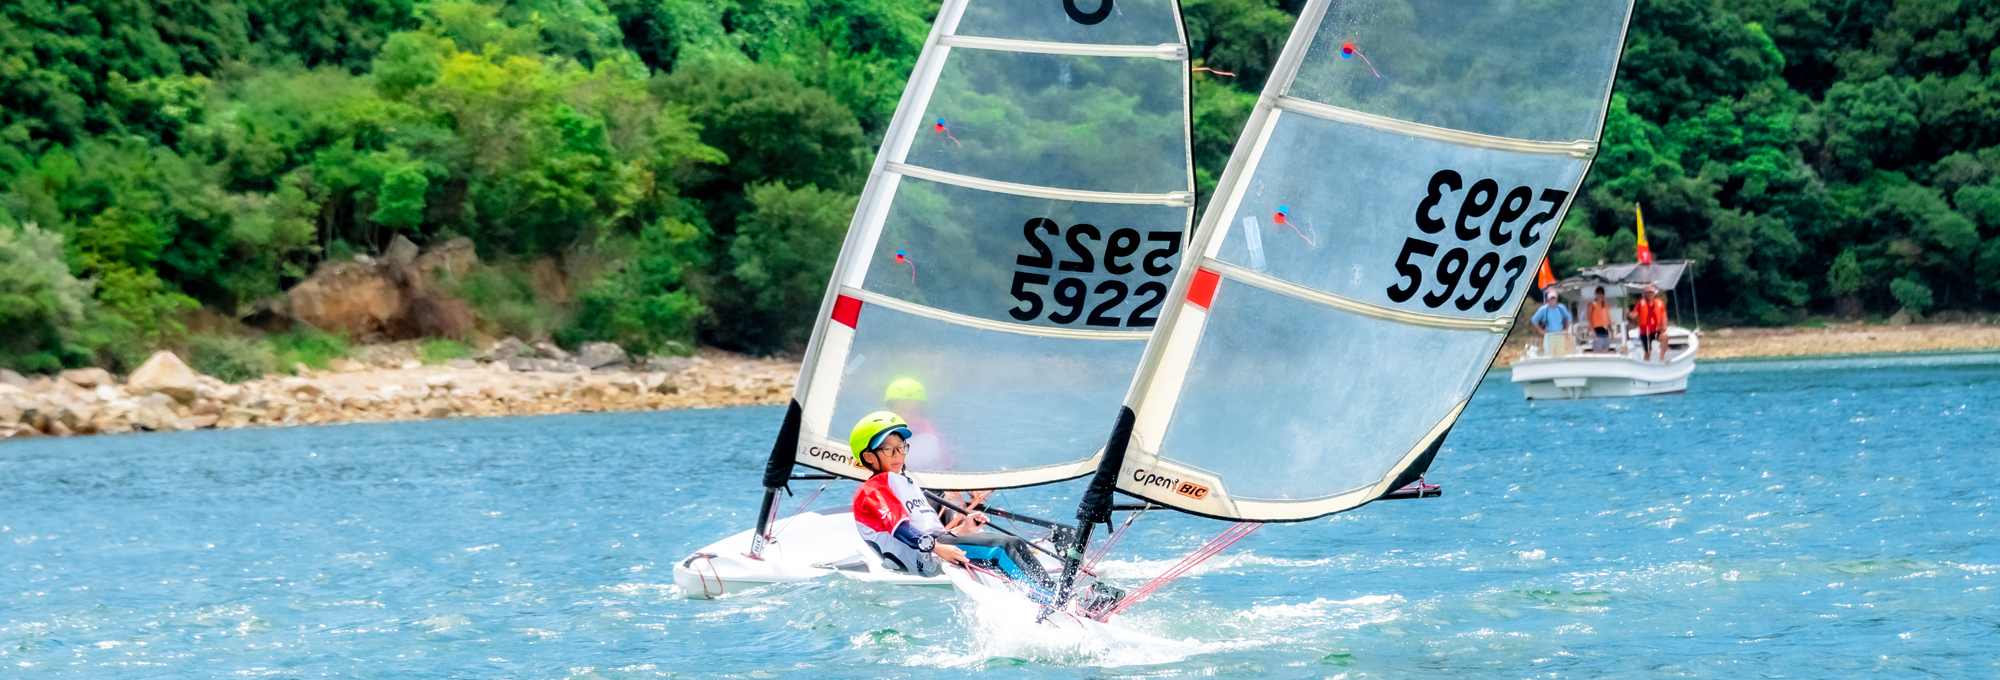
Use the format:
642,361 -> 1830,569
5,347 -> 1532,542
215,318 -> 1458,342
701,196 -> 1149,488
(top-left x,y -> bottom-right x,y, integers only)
1553,260 -> 1690,298
784,0 -> 1196,490
1100,0 -> 1637,521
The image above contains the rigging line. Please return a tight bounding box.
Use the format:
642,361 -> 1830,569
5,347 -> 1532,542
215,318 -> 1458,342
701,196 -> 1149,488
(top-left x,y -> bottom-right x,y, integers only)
1107,524 -> 1255,618
1192,66 -> 1236,76
1084,505 -> 1146,570
991,492 -> 1053,537
771,481 -> 829,538
1104,523 -> 1261,618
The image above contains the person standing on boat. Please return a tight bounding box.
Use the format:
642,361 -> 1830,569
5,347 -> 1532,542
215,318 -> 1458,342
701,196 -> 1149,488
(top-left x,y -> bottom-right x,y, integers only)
1586,287 -> 1615,353
848,412 -> 1053,589
1531,287 -> 1574,358
1631,284 -> 1668,362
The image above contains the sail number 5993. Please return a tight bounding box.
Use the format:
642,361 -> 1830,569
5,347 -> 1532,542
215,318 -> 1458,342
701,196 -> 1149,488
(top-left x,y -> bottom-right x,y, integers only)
1386,169 -> 1569,312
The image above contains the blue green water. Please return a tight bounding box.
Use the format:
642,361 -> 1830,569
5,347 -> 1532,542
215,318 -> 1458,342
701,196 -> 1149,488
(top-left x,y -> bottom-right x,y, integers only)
4,353 -> 1998,677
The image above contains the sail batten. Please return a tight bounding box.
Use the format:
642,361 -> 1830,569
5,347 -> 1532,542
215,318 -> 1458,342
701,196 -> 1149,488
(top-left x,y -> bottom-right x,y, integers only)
937,35 -> 1189,60
1202,261 -> 1511,333
783,0 -> 1196,491
1104,0 -> 1637,521
1271,97 -> 1599,158
884,163 -> 1195,206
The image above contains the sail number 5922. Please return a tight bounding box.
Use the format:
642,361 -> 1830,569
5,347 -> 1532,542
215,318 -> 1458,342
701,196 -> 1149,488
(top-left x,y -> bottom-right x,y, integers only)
1011,218 -> 1179,328
1386,169 -> 1569,312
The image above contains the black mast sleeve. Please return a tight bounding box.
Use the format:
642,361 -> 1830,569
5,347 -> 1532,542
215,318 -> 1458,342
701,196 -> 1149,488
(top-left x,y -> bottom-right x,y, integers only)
760,399 -> 805,490
1076,406 -> 1136,525
1382,423 -> 1450,496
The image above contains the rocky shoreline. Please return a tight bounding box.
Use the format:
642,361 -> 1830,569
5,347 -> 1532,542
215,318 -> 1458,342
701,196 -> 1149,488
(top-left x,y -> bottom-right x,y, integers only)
0,344 -> 795,441
4,322 -> 1997,442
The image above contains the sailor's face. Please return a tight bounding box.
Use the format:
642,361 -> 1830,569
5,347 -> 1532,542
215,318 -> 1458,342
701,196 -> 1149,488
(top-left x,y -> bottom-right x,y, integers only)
867,433 -> 908,474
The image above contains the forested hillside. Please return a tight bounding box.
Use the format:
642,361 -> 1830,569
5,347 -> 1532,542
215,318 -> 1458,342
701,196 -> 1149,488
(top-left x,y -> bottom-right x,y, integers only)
2,0 -> 1995,375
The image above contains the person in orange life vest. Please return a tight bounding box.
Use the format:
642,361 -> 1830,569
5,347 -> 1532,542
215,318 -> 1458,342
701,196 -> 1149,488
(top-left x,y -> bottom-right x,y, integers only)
1630,284 -> 1669,362
848,412 -> 1053,588
1586,287 -> 1615,353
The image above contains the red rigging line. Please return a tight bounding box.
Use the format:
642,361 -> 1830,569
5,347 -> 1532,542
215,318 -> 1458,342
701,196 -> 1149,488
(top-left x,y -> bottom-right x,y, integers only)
1098,522 -> 1262,619
1192,66 -> 1237,76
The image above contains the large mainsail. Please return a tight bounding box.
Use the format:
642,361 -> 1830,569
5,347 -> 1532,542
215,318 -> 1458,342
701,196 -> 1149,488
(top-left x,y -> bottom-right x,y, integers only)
774,0 -> 1196,491
1097,0 -> 1636,521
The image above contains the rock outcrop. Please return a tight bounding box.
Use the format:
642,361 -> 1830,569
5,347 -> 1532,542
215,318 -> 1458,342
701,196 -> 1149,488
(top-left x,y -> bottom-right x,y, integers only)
127,351 -> 200,404
284,237 -> 479,341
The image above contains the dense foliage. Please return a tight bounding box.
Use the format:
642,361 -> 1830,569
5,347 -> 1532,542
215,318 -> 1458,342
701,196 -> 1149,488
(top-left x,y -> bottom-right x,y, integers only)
0,0 -> 1994,373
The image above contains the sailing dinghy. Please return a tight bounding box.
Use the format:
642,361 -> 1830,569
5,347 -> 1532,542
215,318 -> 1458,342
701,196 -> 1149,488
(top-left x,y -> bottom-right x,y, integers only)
676,0 -> 1197,599
953,0 -> 1640,626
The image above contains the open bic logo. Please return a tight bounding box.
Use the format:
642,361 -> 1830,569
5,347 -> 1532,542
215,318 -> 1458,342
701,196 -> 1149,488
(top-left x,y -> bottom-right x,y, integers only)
1175,481 -> 1210,500
1134,468 -> 1211,501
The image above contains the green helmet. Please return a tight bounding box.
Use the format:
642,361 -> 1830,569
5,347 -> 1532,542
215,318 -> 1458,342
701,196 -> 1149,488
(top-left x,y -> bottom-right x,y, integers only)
884,377 -> 927,403
848,411 -> 913,470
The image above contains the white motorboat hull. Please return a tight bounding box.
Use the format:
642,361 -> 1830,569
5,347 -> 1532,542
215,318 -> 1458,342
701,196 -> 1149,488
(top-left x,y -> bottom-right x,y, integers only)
1512,326 -> 1698,399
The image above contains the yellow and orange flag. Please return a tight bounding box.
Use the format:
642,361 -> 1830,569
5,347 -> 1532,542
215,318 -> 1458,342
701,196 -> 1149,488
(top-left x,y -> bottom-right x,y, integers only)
1635,205 -> 1654,264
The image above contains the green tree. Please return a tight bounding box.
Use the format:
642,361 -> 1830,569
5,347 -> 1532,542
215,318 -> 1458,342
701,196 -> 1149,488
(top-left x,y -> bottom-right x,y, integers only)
725,182 -> 858,351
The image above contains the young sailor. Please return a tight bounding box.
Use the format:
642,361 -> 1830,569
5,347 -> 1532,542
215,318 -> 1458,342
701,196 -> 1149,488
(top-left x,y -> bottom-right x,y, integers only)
848,411 -> 1052,588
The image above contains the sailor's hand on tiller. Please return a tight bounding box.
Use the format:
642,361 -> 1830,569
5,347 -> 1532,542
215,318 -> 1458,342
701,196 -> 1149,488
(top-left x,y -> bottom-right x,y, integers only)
934,544 -> 968,565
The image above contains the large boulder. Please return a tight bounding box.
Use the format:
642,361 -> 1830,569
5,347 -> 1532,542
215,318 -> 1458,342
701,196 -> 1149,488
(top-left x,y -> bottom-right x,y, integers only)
59,367 -> 115,389
577,342 -> 628,369
128,350 -> 202,404
0,369 -> 29,388
531,341 -> 572,362
492,337 -> 532,361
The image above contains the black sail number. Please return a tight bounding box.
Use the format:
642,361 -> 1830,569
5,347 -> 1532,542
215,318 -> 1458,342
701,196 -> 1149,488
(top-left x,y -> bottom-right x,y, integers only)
1143,231 -> 1180,276
1486,255 -> 1529,313
1128,281 -> 1167,327
1064,0 -> 1113,25
1414,169 -> 1461,235
1017,218 -> 1058,268
1518,189 -> 1570,248
1104,228 -> 1140,275
1011,219 -> 1178,327
1087,281 -> 1127,326
1389,169 -> 1572,312
1385,237 -> 1438,303
1009,271 -> 1049,321
1060,224 -> 1099,272
1048,278 -> 1087,324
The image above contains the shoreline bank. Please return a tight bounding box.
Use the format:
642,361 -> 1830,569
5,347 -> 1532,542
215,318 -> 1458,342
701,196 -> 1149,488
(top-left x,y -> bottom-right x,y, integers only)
4,322 -> 1996,442
0,347 -> 794,441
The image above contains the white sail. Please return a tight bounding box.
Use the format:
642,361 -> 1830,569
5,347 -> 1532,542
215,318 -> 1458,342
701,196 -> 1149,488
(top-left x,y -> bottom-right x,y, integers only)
1108,0 -> 1636,520
787,0 -> 1196,489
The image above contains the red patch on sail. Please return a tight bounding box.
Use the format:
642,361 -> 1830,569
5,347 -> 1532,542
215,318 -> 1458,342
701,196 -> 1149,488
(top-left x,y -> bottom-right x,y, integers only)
831,295 -> 863,328
1185,269 -> 1221,310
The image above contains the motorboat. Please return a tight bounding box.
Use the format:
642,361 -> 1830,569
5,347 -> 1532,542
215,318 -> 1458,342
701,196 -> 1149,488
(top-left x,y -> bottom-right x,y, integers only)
1511,260 -> 1699,399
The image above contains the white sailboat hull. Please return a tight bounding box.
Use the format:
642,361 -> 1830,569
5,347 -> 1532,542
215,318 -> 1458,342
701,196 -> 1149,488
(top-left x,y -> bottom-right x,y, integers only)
1511,326 -> 1699,399
674,511 -> 1066,598
673,512 -> 870,599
